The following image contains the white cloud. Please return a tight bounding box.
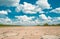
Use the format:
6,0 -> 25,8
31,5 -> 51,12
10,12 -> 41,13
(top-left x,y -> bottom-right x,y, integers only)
50,17 -> 60,25
39,14 -> 53,25
15,4 -> 23,12
57,17 -> 60,20
39,14 -> 48,20
0,10 -> 8,14
0,0 -> 20,7
48,16 -> 52,20
15,15 -> 51,25
36,0 -> 51,9
0,10 -> 11,15
15,15 -> 40,25
14,15 -> 56,26
16,2 -> 45,14
47,17 -> 60,25
50,7 -> 60,13
53,17 -> 60,21
0,17 -> 12,25
6,9 -> 11,13
44,17 -> 60,25
39,14 -> 52,20
15,15 -> 34,21
0,15 -> 39,26
22,2 -> 37,14
0,15 -> 60,25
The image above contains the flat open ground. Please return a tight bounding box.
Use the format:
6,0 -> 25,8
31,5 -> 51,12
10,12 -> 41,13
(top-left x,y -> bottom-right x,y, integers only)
0,26 -> 60,39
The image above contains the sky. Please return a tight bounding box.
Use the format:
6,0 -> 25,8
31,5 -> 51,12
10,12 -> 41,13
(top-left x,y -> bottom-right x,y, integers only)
0,0 -> 60,26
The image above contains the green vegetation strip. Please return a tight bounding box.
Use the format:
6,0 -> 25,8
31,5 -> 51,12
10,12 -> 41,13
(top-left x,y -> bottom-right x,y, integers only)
0,23 -> 60,27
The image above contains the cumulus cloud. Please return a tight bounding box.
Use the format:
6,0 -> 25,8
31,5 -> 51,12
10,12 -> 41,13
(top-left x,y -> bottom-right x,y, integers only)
16,2 -> 45,14
0,9 -> 11,15
36,0 -> 51,9
49,17 -> 60,25
16,2 -> 37,14
15,16 -> 60,25
0,17 -> 12,25
57,17 -> 60,20
39,14 -> 52,21
0,15 -> 39,26
16,4 -> 23,12
15,0 -> 51,14
13,15 -> 40,25
14,15 -> 53,25
0,0 -> 60,26
39,14 -> 48,20
15,15 -> 34,21
15,15 -> 39,25
53,17 -> 60,21
22,2 -> 36,13
0,15 -> 60,25
39,14 -> 54,25
0,10 -> 8,14
50,7 -> 60,13
6,9 -> 11,13
0,0 -> 20,7
48,16 -> 52,20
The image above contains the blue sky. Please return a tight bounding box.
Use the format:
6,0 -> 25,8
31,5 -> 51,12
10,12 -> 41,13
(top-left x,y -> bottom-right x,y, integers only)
0,0 -> 60,26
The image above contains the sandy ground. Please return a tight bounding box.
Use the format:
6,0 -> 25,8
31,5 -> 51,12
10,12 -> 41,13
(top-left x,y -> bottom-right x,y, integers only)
0,26 -> 60,39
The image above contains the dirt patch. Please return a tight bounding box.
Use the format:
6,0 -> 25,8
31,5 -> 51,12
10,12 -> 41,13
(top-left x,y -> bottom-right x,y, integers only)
0,26 -> 60,39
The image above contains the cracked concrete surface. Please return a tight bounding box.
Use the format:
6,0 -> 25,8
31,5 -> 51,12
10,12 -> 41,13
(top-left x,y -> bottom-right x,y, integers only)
0,26 -> 60,39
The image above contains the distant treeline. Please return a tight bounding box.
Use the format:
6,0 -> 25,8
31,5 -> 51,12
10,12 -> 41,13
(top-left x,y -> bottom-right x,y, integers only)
37,23 -> 60,26
0,24 -> 22,27
0,23 -> 60,26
